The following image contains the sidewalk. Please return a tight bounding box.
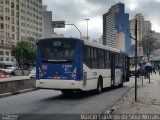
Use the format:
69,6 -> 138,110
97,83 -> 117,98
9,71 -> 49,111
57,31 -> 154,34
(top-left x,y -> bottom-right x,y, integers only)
112,73 -> 160,114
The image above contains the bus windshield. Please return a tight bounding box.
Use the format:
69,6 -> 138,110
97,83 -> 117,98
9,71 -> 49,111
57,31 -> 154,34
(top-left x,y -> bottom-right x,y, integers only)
40,39 -> 76,63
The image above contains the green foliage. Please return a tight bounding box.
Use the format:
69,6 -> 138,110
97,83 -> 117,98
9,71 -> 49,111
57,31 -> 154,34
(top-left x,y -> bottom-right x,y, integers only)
142,37 -> 160,56
11,41 -> 36,69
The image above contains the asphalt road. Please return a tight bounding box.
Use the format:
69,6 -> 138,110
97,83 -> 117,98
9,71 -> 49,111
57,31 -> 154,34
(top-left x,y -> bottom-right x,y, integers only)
0,78 -> 135,120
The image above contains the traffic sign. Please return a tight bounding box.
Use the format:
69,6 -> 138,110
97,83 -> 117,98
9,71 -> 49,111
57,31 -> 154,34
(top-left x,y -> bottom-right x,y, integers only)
52,21 -> 65,28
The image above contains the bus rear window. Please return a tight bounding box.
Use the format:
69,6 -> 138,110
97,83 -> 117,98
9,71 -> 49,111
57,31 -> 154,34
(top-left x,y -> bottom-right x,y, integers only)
40,39 -> 76,63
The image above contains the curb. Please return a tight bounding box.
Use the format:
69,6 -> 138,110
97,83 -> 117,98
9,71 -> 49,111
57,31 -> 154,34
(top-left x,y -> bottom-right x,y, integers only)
0,88 -> 38,98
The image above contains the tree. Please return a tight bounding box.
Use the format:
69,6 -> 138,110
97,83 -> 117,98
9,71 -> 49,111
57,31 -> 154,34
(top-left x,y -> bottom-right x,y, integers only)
11,41 -> 36,69
142,36 -> 160,57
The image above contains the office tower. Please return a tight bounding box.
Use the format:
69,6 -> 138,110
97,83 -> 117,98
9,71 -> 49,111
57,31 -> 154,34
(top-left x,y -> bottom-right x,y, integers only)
103,3 -> 131,52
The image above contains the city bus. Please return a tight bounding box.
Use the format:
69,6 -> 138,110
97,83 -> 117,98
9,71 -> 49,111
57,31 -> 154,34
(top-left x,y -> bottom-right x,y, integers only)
36,38 -> 130,94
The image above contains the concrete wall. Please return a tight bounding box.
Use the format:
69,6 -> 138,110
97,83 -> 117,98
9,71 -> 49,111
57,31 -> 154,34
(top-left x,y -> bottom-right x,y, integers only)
13,70 -> 29,76
0,78 -> 35,94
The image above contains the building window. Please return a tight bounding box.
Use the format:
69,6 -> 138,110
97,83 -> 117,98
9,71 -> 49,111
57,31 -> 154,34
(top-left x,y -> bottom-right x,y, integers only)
11,2 -> 14,8
5,8 -> 9,13
6,52 -> 9,56
12,26 -> 14,31
0,31 -> 4,38
0,23 -> 4,29
11,18 -> 14,24
0,51 -> 3,55
6,58 -> 9,61
0,6 -> 3,12
0,57 -> 3,61
5,0 -> 9,5
11,10 -> 14,16
0,0 -> 3,4
16,4 -> 19,10
0,15 -> 3,21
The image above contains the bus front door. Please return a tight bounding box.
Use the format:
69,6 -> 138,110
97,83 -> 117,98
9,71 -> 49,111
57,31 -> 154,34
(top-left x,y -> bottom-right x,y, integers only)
110,53 -> 115,86
125,57 -> 130,82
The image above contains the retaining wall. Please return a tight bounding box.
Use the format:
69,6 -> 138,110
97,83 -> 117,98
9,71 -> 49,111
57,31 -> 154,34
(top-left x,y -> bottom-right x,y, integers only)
0,78 -> 35,94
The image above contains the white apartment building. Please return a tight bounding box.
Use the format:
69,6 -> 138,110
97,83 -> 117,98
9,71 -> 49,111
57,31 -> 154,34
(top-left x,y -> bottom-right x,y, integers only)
18,0 -> 42,45
0,0 -> 42,67
0,0 -> 17,66
129,13 -> 151,45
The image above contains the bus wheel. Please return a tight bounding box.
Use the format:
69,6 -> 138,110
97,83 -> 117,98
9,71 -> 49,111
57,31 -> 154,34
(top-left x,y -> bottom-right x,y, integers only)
61,90 -> 73,94
96,78 -> 103,94
118,82 -> 123,87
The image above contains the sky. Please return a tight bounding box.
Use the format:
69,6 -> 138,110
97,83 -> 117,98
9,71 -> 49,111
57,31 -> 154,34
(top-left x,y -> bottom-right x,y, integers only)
43,0 -> 160,40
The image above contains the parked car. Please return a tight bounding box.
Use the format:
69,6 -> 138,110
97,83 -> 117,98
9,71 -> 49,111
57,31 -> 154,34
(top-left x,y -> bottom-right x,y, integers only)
29,67 -> 36,78
2,66 -> 17,74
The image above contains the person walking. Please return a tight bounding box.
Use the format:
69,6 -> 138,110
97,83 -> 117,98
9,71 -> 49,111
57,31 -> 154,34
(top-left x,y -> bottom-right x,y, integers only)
158,64 -> 160,75
152,66 -> 156,74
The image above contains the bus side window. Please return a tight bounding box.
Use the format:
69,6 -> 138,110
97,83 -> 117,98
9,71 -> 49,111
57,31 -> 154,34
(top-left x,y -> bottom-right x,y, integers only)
82,46 -> 86,62
115,53 -> 119,68
86,47 -> 91,68
83,46 -> 91,68
98,49 -> 105,69
90,48 -> 98,69
105,51 -> 110,69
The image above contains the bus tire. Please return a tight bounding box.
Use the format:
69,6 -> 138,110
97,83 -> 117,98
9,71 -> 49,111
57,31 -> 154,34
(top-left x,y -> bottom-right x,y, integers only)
118,82 -> 123,87
96,77 -> 103,94
61,90 -> 73,94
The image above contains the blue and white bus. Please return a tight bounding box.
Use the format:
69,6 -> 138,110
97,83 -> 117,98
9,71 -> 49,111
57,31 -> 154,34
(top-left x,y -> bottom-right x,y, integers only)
36,38 -> 130,94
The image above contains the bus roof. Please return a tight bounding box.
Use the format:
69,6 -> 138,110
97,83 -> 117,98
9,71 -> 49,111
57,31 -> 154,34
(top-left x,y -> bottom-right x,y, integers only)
83,39 -> 121,53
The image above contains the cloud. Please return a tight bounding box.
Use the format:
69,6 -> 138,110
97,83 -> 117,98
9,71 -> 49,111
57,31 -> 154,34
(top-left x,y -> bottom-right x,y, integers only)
43,0 -> 160,40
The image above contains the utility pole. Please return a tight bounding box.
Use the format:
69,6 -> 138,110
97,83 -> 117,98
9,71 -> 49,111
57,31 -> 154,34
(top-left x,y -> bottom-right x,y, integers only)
65,24 -> 82,39
135,19 -> 138,101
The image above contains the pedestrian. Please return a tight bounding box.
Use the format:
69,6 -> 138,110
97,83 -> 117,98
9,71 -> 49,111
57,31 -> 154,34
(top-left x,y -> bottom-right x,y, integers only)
152,66 -> 156,74
145,63 -> 152,78
158,64 -> 160,75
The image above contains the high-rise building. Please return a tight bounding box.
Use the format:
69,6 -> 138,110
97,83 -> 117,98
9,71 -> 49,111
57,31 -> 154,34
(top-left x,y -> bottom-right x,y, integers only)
0,0 -> 17,66
144,20 -> 151,33
0,0 -> 42,67
18,0 -> 42,45
103,3 -> 131,53
129,13 -> 151,45
42,5 -> 52,38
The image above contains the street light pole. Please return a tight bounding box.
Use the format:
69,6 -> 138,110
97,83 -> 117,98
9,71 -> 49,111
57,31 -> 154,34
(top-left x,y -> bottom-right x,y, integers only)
129,20 -> 138,101
65,24 -> 82,39
85,19 -> 90,40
